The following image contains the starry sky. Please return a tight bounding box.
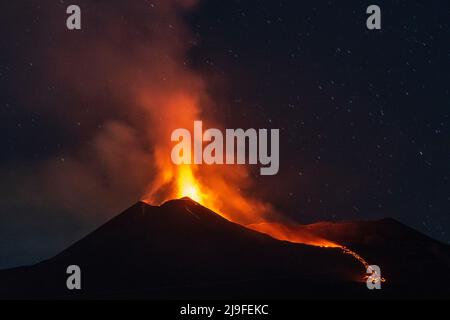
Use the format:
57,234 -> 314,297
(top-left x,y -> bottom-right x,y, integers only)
0,0 -> 449,268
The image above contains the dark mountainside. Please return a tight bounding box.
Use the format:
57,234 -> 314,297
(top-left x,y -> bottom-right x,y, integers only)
0,198 -> 449,299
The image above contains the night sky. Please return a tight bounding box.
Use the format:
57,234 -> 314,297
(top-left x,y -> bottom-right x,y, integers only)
1,0 -> 449,269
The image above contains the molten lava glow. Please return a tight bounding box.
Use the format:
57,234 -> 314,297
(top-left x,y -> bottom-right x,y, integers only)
176,165 -> 206,204
248,221 -> 386,283
247,222 -> 341,248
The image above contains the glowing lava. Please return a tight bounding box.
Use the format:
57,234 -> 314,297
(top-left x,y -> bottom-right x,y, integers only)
247,222 -> 340,248
176,165 -> 205,204
248,221 -> 386,283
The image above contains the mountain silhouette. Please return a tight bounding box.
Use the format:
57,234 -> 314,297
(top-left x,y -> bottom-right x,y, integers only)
1,198 -> 449,299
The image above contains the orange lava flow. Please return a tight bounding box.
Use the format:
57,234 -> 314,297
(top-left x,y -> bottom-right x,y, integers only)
247,222 -> 341,248
248,222 -> 386,283
340,247 -> 386,284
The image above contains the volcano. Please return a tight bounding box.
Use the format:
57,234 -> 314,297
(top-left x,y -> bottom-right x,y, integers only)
1,198 -> 449,299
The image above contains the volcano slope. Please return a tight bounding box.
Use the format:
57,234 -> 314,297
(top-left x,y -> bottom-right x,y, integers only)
0,198 -> 448,299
